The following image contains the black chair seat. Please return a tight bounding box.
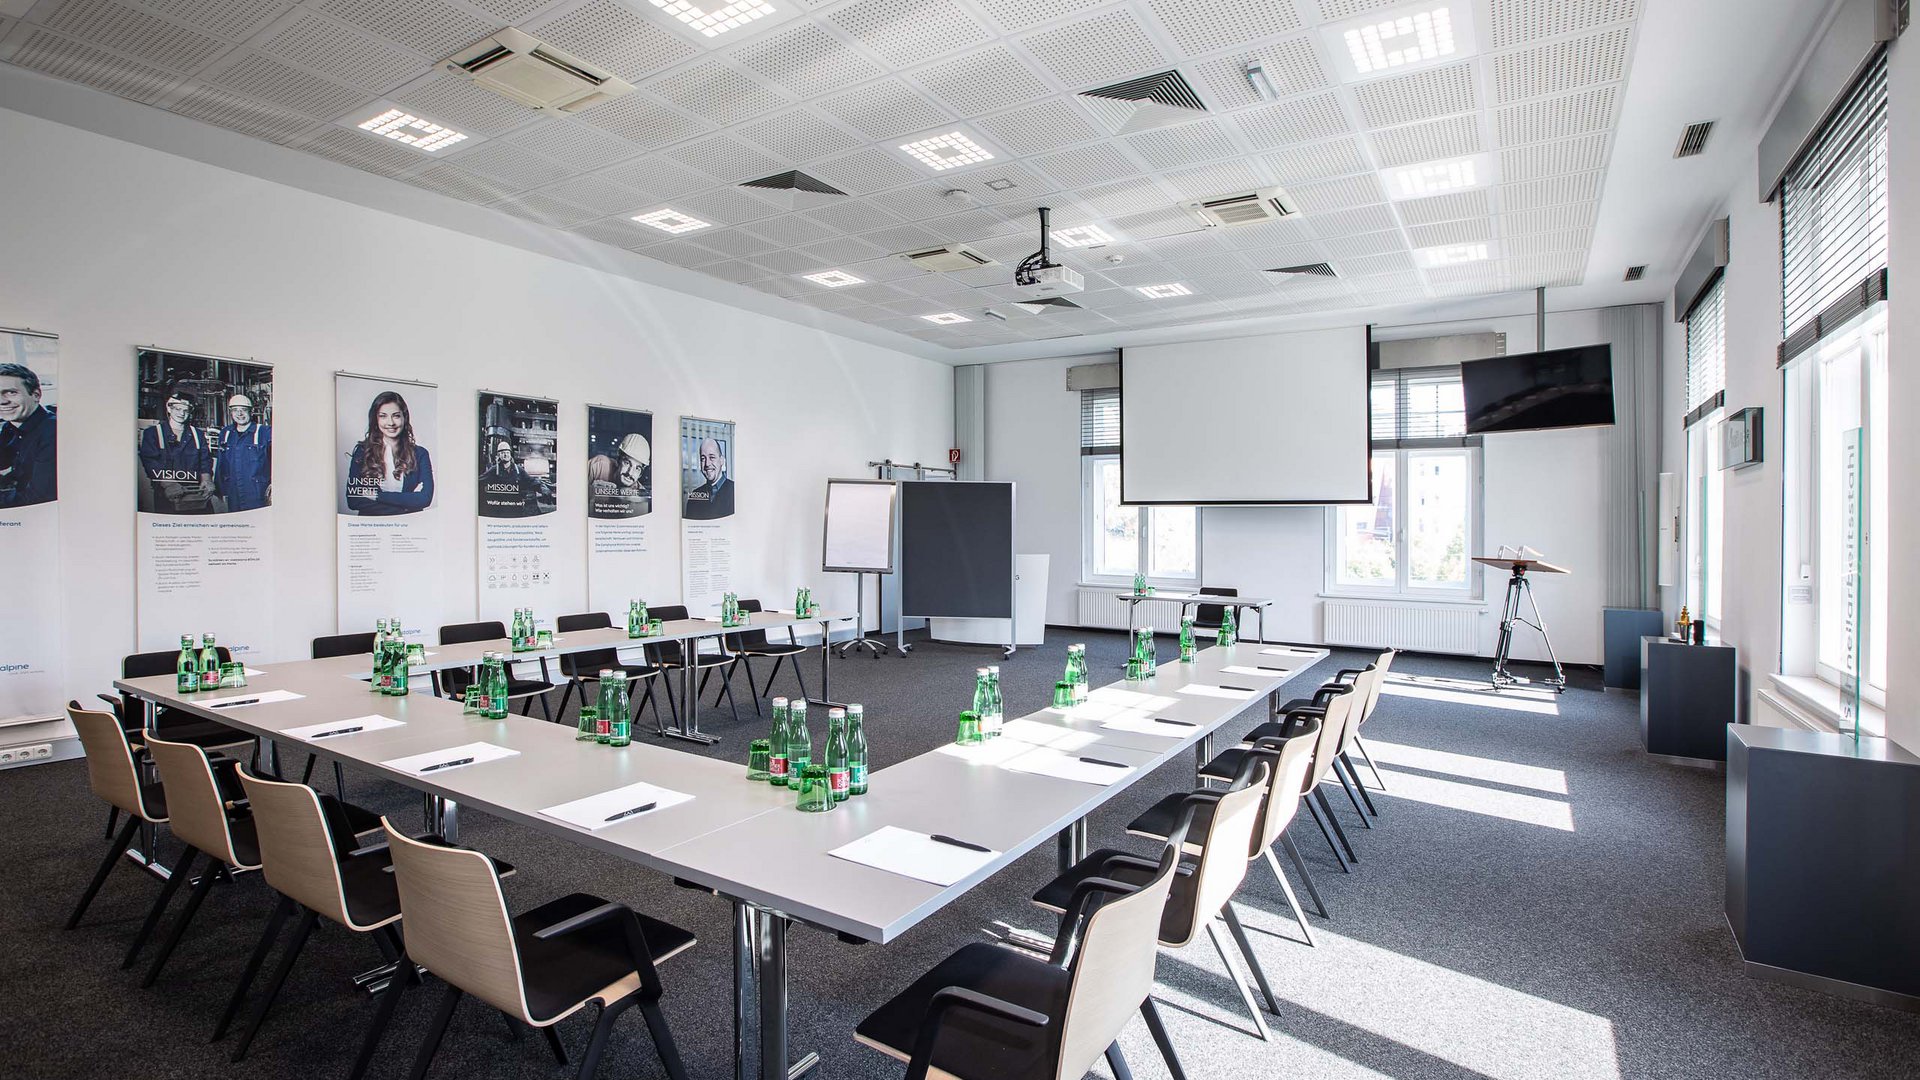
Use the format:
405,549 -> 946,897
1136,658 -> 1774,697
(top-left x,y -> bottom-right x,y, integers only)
1032,848 -> 1195,944
1196,747 -> 1250,783
856,942 -> 1067,1078
516,892 -> 696,1024
228,816 -> 262,869
658,653 -> 732,671
502,677 -> 551,698
135,782 -> 167,821
150,712 -> 252,749
1127,792 -> 1220,841
340,850 -> 403,928
1278,697 -> 1327,716
741,643 -> 804,658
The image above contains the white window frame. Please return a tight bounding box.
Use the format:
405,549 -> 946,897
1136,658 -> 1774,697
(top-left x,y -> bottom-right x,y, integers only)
1323,445 -> 1484,602
1079,453 -> 1202,587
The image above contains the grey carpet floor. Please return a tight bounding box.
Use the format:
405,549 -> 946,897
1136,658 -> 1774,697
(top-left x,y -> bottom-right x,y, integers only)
6,630 -> 1919,1080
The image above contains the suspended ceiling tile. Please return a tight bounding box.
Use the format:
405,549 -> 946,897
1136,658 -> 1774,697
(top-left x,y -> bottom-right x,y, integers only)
647,59 -> 790,128
531,0 -> 700,83
663,133 -> 786,183
908,44 -> 1051,117
1231,92 -> 1349,149
407,161 -> 521,203
297,125 -> 428,177
399,73 -> 541,137
1496,86 -> 1618,145
537,172 -> 654,215
258,11 -> 424,95
599,155 -> 712,200
1399,189 -> 1491,226
737,108 -> 863,162
1145,0 -> 1302,56
1122,119 -> 1240,170
449,139 -> 574,188
1191,38 -> 1329,111
816,77 -> 952,141
168,83 -> 322,144
502,118 -> 643,173
1500,171 -> 1603,211
316,0 -> 491,62
1030,142 -> 1139,189
1353,61 -> 1478,129
1018,8 -> 1166,90
1493,26 -> 1633,104
45,0 -> 226,71
143,0 -> 289,42
734,20 -> 884,98
1262,136 -> 1370,185
975,97 -> 1102,157
9,28 -> 182,104
1370,114 -> 1482,168
807,146 -> 925,194
1489,0 -> 1639,50
1407,218 -> 1492,247
972,0 -> 1110,35
828,0 -> 991,68
576,94 -> 712,149
1499,132 -> 1610,180
208,52 -> 368,120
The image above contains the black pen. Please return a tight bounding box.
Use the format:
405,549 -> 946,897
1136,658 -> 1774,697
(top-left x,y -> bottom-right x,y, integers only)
307,726 -> 363,740
210,697 -> 260,709
1220,685 -> 1255,692
604,801 -> 658,823
1079,756 -> 1128,769
1153,718 -> 1197,727
1256,665 -> 1289,672
419,757 -> 474,773
929,834 -> 990,852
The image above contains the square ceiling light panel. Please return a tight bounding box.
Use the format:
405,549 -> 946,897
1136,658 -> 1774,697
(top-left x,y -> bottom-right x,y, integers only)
894,129 -> 1000,173
1052,225 -> 1117,248
633,208 -> 714,234
1326,2 -> 1479,83
804,269 -> 866,287
922,312 -> 971,324
646,0 -> 796,41
1380,153 -> 1496,200
1413,242 -> 1490,267
1137,283 -> 1192,298
356,107 -> 468,152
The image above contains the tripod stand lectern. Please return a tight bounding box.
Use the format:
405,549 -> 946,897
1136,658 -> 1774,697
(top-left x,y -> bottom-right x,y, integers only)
1474,557 -> 1568,693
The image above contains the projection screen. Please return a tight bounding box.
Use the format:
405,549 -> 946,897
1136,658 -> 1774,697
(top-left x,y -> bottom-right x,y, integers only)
1119,326 -> 1372,505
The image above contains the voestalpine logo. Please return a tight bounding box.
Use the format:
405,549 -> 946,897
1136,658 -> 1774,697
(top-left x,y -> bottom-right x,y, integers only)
0,663 -> 31,673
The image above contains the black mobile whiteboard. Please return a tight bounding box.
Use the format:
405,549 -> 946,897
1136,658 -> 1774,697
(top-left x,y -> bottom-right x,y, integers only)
822,479 -> 897,574
900,480 -> 1014,619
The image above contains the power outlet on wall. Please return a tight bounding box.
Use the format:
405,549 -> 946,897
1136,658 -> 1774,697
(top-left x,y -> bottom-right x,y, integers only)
0,744 -> 54,766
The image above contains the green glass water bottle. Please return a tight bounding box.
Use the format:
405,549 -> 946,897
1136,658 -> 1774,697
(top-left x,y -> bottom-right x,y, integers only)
787,699 -> 812,777
846,704 -> 869,796
577,704 -> 599,742
176,634 -> 197,694
627,600 -> 641,638
985,665 -> 1004,737
970,668 -> 992,731
767,697 -> 791,787
1135,626 -> 1155,670
1132,571 -> 1146,596
198,634 -> 221,691
1179,616 -> 1196,663
606,670 -> 631,746
825,708 -> 851,802
1217,607 -> 1236,648
488,654 -> 510,719
1069,644 -> 1089,703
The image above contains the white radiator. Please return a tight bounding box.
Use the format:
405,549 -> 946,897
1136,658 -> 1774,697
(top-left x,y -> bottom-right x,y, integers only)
1074,588 -> 1131,630
1322,599 -> 1483,655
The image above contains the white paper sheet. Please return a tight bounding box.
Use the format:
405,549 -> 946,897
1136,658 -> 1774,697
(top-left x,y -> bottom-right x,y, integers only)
1000,748 -> 1132,786
243,667 -> 267,676
282,715 -> 406,741
829,826 -> 1000,887
381,741 -> 519,776
539,781 -> 693,831
1086,687 -> 1178,711
998,719 -> 1103,750
1175,684 -> 1259,700
1260,647 -> 1319,658
201,689 -> 305,709
1221,665 -> 1291,677
1098,713 -> 1199,739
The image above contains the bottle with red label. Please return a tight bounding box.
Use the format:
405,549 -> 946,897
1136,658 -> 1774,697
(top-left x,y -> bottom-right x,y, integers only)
826,707 -> 851,802
767,697 -> 791,787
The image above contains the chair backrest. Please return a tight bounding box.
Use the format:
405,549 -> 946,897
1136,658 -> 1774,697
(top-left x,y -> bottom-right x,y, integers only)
556,612 -> 616,677
1248,718 -> 1321,854
146,734 -> 249,867
645,606 -> 690,665
312,632 -> 376,659
1335,665 -> 1379,753
1357,649 -> 1396,729
1055,842 -> 1184,1080
1307,692 -> 1357,789
69,703 -> 161,820
1191,586 -> 1238,629
1164,763 -> 1269,947
238,768 -> 354,926
381,819 -> 532,1022
724,598 -> 770,651
120,648 -> 231,727
440,621 -> 506,647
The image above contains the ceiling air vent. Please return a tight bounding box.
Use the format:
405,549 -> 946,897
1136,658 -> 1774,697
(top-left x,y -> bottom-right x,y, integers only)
1080,70 -> 1207,133
1267,262 -> 1337,278
1673,121 -> 1715,158
899,245 -> 996,273
1624,265 -> 1647,281
443,28 -> 634,114
741,170 -> 847,209
1184,188 -> 1297,229
986,297 -> 1081,320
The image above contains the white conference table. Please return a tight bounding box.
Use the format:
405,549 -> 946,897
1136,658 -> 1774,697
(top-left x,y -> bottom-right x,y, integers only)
1118,590 -> 1275,647
118,637 -> 1327,1080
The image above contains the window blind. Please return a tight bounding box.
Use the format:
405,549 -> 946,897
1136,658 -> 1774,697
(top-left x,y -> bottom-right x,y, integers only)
1370,365 -> 1476,449
1779,50 -> 1888,364
1684,277 -> 1726,426
1080,387 -> 1120,455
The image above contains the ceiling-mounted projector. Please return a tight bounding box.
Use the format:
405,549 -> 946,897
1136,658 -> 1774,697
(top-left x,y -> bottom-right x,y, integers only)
1011,207 -> 1083,296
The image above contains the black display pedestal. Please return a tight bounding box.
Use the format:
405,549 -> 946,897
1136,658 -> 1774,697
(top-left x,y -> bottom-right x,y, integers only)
1727,725 -> 1920,1011
1640,636 -> 1737,766
1603,608 -> 1664,689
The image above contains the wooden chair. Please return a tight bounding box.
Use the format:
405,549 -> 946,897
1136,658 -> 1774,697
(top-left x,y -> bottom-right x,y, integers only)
551,611 -> 667,728
1137,719 -> 1327,941
96,650 -> 251,842
65,704 -> 171,949
1243,667 -> 1379,829
377,819 -> 696,1080
136,734 -> 262,987
1036,763 -> 1280,1044
438,620 -> 554,719
856,827 -> 1190,1080
1347,649 -> 1398,792
642,605 -> 739,732
718,598 -> 809,712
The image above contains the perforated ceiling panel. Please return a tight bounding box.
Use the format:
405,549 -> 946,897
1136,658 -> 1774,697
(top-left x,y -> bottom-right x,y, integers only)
46,0 -> 224,71
316,0 -> 490,62
210,53 -> 365,120
1369,114 -> 1482,168
829,0 -> 990,68
1122,120 -> 1239,170
142,0 -> 286,41
259,12 -> 422,95
534,0 -> 699,81
1263,136 -> 1369,183
168,84 -> 320,145
577,94 -> 711,149
1018,9 -> 1165,89
1232,93 -> 1349,149
816,78 -> 951,140
1192,38 -> 1327,110
1496,86 -> 1617,145
1493,27 -> 1632,104
648,60 -> 790,128
504,118 -> 643,172
1352,63 -> 1478,129
909,45 -> 1050,116
408,162 -> 520,203
737,109 -> 863,162
452,141 -> 575,189
299,125 -> 427,176
533,172 -> 649,215
974,97 -> 1100,156
1500,133 -> 1609,179
664,133 -> 784,182
9,28 -> 180,103
1490,0 -> 1639,49
399,74 -> 536,136
735,21 -> 882,97
971,0 -> 1110,33
1147,0 -> 1301,56
806,147 -> 925,193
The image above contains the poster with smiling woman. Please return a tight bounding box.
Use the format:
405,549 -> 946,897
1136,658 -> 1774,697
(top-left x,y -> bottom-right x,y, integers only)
335,373 -> 443,643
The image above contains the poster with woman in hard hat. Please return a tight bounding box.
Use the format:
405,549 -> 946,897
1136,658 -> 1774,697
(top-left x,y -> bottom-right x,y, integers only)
587,406 -> 652,519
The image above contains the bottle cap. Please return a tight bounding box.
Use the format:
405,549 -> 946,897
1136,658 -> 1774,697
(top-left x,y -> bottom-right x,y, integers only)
848,703 -> 863,715
976,667 -> 990,675
608,669 -> 625,680
988,665 -> 1000,673
772,696 -> 789,707
791,699 -> 807,712
829,707 -> 845,718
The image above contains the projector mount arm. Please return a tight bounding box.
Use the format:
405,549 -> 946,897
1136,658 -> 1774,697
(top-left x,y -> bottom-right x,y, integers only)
1015,207 -> 1058,287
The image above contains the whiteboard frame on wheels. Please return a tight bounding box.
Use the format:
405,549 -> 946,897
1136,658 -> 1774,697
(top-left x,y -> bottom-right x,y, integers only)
822,478 -> 898,575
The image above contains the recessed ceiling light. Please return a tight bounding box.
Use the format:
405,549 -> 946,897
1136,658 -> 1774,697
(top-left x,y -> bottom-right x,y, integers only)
1326,2 -> 1476,83
1052,225 -> 1115,248
357,108 -> 467,152
899,131 -> 995,172
1414,242 -> 1489,268
804,269 -> 865,288
632,208 -> 713,234
649,0 -> 775,37
922,312 -> 970,324
1137,283 -> 1192,298
1380,154 -> 1491,199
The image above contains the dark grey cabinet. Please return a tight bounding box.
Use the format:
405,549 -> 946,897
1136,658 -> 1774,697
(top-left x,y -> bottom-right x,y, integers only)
1640,636 -> 1737,764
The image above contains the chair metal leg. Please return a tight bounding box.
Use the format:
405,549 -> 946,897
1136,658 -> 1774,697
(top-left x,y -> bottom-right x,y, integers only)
104,805 -> 120,840
124,846 -> 198,969
1222,902 -> 1281,1014
349,949 -> 410,1080
639,999 -> 690,1080
334,760 -> 347,800
1342,753 -> 1379,815
1279,834 -> 1329,918
1355,735 -> 1388,791
575,999 -> 635,1080
1314,787 -> 1360,864
1205,921 -> 1272,1041
658,675 -> 681,735
1303,797 -> 1350,872
143,858 -> 221,986
554,681 -> 577,726
1262,848 -> 1317,945
230,907 -> 319,1062
214,894 -> 294,1041
409,983 -> 462,1080
1105,1042 -> 1135,1080
791,653 -> 810,703
1140,999 -> 1187,1080
742,656 -> 763,707
69,815 -> 141,930
302,754 -> 318,784
541,1025 -> 569,1066
721,662 -> 741,723
1333,761 -> 1373,828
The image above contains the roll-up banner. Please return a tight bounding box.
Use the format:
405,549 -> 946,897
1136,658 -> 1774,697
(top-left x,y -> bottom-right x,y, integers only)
477,390 -> 562,621
135,347 -> 275,657
0,327 -> 63,722
335,373 -> 444,644
679,415 -> 736,616
587,405 -> 673,612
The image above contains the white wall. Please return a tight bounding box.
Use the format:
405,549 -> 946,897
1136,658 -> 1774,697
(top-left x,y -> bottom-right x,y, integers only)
980,311 -> 1614,664
0,106 -> 953,708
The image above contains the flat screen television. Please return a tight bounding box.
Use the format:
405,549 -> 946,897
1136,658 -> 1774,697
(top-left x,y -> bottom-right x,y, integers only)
1461,344 -> 1616,434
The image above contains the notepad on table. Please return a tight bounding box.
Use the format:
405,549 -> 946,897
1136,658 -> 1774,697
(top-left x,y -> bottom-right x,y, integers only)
381,742 -> 519,776
830,826 -> 1000,887
1176,684 -> 1259,700
1001,749 -> 1132,786
282,715 -> 406,741
200,689 -> 305,708
539,781 -> 692,831
1221,665 -> 1283,678
1260,647 -> 1318,658
1098,713 -> 1196,739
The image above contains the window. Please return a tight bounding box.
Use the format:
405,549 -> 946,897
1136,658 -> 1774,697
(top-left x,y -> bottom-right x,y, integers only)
1327,366 -> 1480,598
1683,278 -> 1725,623
1080,387 -> 1199,584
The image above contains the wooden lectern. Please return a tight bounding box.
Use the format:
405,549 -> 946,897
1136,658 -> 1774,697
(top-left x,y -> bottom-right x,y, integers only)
1473,557 -> 1568,692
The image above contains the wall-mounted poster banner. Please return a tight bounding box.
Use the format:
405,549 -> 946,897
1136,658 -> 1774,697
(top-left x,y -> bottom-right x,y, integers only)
134,347 -> 275,656
587,405 -> 672,612
680,415 -> 737,616
477,390 -> 562,621
0,326 -> 63,722
335,373 -> 443,643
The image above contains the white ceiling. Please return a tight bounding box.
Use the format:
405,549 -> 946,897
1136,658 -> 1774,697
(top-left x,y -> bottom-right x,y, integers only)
0,0 -> 1831,360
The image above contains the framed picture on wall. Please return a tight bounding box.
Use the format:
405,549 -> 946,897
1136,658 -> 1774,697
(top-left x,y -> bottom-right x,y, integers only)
1720,407 -> 1762,470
